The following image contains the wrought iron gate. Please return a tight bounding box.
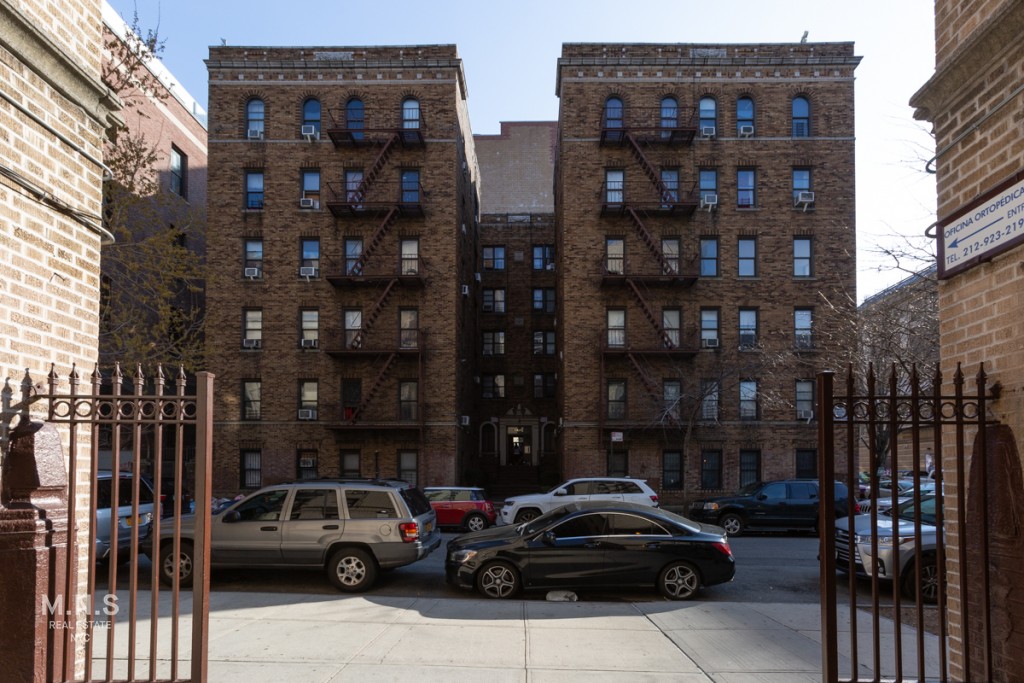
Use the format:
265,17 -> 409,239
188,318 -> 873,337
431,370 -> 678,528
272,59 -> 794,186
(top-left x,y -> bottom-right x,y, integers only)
818,363 -> 999,682
34,364 -> 213,682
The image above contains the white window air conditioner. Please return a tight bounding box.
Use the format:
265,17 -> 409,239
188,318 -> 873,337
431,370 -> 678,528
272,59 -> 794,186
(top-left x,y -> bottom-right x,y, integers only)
461,284 -> 470,296
300,124 -> 318,140
701,337 -> 720,349
474,272 -> 482,282
795,191 -> 816,211
299,197 -> 316,209
738,125 -> 754,138
701,126 -> 716,138
460,415 -> 470,427
301,338 -> 319,348
700,193 -> 718,211
798,409 -> 815,421
247,129 -> 263,140
298,409 -> 317,420
244,267 -> 261,278
242,338 -> 262,349
298,457 -> 315,468
299,266 -> 319,278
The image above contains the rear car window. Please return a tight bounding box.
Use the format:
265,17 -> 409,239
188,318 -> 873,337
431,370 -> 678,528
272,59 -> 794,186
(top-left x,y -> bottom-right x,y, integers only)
290,489 -> 340,520
399,487 -> 432,516
452,490 -> 472,502
96,477 -> 154,508
424,489 -> 450,502
789,482 -> 816,499
608,513 -> 668,536
346,490 -> 398,518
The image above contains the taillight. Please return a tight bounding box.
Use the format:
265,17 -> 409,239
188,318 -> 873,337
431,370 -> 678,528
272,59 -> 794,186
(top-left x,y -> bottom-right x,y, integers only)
853,502 -> 862,514
712,541 -> 733,557
485,502 -> 494,513
399,522 -> 419,543
650,494 -> 659,505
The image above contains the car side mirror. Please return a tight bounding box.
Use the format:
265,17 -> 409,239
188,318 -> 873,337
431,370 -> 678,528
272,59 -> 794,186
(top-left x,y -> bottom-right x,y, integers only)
222,510 -> 241,523
554,488 -> 568,496
756,493 -> 767,501
542,531 -> 556,546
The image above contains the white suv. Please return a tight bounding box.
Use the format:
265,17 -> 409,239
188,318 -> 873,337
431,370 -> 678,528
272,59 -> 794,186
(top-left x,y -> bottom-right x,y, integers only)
498,477 -> 659,525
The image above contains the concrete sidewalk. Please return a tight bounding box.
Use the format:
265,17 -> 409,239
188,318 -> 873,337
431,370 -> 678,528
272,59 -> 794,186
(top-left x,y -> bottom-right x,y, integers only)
89,590 -> 941,682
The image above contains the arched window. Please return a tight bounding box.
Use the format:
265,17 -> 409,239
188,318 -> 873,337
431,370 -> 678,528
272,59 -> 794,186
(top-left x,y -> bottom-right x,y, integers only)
346,98 -> 364,140
246,99 -> 265,139
660,96 -> 677,135
737,96 -> 754,136
792,96 -> 810,137
402,98 -> 420,129
302,98 -> 321,136
699,97 -> 717,136
605,96 -> 624,129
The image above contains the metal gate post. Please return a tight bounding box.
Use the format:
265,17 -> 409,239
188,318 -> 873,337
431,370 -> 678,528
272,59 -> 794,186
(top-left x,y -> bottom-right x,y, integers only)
191,371 -> 214,683
818,370 -> 838,682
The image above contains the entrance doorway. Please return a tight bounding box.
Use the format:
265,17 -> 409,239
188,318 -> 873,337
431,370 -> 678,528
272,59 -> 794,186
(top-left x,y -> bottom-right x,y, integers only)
506,425 -> 533,465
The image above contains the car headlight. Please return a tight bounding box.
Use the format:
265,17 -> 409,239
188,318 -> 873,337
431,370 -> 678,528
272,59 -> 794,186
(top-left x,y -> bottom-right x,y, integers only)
703,502 -> 720,512
876,535 -> 915,547
449,549 -> 477,564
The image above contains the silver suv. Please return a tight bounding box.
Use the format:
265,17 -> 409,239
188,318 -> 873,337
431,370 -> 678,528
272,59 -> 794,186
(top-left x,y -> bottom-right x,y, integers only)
498,477 -> 659,525
154,479 -> 441,592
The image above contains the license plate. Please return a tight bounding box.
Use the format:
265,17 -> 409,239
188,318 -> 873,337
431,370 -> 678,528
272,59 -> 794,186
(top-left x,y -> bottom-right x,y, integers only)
425,521 -> 433,533
124,515 -> 143,527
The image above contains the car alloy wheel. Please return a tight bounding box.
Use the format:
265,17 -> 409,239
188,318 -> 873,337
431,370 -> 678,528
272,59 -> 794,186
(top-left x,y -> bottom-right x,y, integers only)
719,513 -> 744,536
514,509 -> 540,524
464,513 -> 488,532
158,541 -> 194,587
328,548 -> 378,592
477,561 -> 520,599
659,561 -> 700,600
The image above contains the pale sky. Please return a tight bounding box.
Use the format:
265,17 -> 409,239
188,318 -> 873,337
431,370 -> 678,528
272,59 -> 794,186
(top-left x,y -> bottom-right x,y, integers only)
108,0 -> 938,301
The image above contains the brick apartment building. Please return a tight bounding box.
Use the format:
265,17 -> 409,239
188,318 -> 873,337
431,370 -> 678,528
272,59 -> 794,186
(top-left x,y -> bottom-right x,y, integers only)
204,46 -> 479,492
555,43 -> 860,505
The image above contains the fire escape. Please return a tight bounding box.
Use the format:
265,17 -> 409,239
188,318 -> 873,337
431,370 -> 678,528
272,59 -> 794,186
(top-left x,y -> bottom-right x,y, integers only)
598,105 -> 699,436
321,109 -> 427,434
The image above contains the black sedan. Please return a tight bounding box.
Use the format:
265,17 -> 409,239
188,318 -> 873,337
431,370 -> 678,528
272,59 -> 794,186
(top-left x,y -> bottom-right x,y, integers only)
445,501 -> 735,600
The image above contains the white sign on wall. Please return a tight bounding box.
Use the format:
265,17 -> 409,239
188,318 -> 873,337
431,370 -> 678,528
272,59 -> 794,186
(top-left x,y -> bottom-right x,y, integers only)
939,171 -> 1024,279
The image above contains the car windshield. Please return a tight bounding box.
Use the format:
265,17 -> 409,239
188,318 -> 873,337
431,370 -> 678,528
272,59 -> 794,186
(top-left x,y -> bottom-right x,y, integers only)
736,481 -> 762,496
896,495 -> 937,526
520,504 -> 577,535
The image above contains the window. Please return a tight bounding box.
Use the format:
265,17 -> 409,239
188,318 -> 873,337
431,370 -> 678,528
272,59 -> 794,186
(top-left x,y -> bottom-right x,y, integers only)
701,380 -> 719,420
739,450 -> 761,488
737,168 -> 756,208
700,308 -> 719,346
700,449 -> 722,489
604,96 -> 623,129
301,170 -> 320,207
661,168 -> 679,205
739,308 -> 758,349
400,169 -> 420,203
660,96 -> 678,135
399,309 -> 418,349
246,171 -> 264,209
402,98 -> 420,129
341,450 -> 361,478
663,308 -> 680,347
246,99 -> 264,138
483,246 -> 505,270
169,146 -> 186,198
533,330 -> 556,355
400,239 -> 419,275
699,168 -> 718,204
243,309 -> 262,345
792,96 -> 810,137
482,288 -> 506,313
299,380 -> 318,416
739,380 -> 758,420
534,373 -> 556,398
302,98 -> 320,136
607,380 -> 626,419
482,331 -> 505,356
738,237 -> 757,277
241,450 -> 262,489
606,238 -> 624,274
244,238 -> 263,277
344,310 -> 362,348
661,238 -> 679,274
663,451 -> 682,490
345,169 -> 364,203
300,309 -> 318,346
793,237 -> 813,277
399,381 -> 418,420
736,96 -> 754,135
796,380 -> 815,419
607,448 -> 628,477
552,513 -> 608,539
342,380 -> 361,420
242,380 -> 261,420
700,237 -> 719,277
532,288 -> 556,314
793,168 -> 813,208
699,96 -> 717,133
345,238 -> 363,275
301,238 -> 320,275
399,451 -> 418,486
482,374 -> 506,398
346,98 -> 364,139
605,169 -> 624,205
795,308 -> 814,348
296,451 -> 318,480
663,380 -> 681,419
795,449 -> 818,478
607,309 -> 626,348
533,245 -> 555,271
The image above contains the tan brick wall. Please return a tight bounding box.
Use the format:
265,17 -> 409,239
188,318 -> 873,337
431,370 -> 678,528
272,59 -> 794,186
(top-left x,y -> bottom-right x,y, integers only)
475,122 -> 557,213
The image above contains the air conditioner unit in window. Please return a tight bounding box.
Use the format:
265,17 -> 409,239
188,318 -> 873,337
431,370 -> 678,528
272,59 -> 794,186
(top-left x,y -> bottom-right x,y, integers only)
701,126 -> 716,138
299,197 -> 317,209
242,338 -> 262,349
701,338 -> 720,349
798,409 -> 815,421
299,266 -> 319,278
300,124 -> 318,140
460,415 -> 470,427
298,457 -> 315,468
738,125 -> 754,138
474,272 -> 482,282
244,267 -> 261,278
247,129 -> 263,140
700,193 -> 718,211
300,338 -> 319,348
795,191 -> 816,211
461,284 -> 470,296
298,409 -> 317,420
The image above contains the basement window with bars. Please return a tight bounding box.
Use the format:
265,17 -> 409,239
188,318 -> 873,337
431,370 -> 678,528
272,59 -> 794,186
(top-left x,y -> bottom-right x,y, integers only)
241,450 -> 262,489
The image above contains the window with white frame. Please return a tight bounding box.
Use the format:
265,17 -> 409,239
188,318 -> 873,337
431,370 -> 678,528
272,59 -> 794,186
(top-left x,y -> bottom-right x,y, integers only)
301,238 -> 320,275
246,99 -> 264,137
737,168 -> 756,208
607,309 -> 626,348
605,169 -> 624,205
344,310 -> 362,348
243,309 -> 262,345
242,380 -> 261,420
399,309 -> 418,349
793,168 -> 812,206
604,96 -> 623,129
606,238 -> 624,274
300,309 -> 318,346
699,97 -> 717,132
739,380 -> 758,420
244,238 -> 263,277
299,380 -> 318,416
400,238 -> 419,275
794,237 -> 813,277
739,308 -> 758,349
402,99 -> 420,129
795,308 -> 814,348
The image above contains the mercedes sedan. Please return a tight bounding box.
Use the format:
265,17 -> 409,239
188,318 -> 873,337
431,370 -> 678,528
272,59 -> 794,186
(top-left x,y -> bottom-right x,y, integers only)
446,501 -> 735,600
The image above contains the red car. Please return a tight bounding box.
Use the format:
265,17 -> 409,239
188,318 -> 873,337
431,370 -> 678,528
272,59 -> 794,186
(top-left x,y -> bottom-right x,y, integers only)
424,487 -> 496,532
